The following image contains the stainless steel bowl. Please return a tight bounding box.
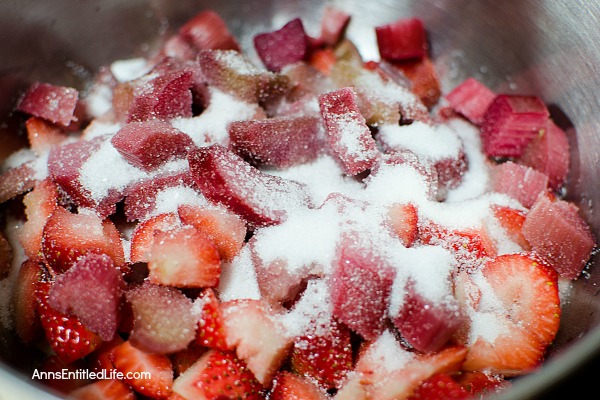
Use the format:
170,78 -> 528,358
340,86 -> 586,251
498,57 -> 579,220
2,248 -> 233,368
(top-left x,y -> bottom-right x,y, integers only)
1,0 -> 599,398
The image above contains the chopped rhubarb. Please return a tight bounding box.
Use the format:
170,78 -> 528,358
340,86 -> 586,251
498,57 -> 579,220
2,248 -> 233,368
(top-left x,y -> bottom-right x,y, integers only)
319,87 -> 379,175
375,17 -> 428,61
110,120 -> 194,172
491,161 -> 549,208
522,193 -> 596,279
480,94 -> 550,157
187,144 -> 313,228
319,6 -> 351,46
228,116 -> 323,168
392,56 -> 442,109
16,82 -> 79,127
178,10 -> 240,53
254,18 -> 310,72
0,161 -> 37,204
446,77 -> 496,125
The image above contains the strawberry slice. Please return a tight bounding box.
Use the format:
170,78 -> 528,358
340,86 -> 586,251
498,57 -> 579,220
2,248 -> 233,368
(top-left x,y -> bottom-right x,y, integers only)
407,373 -> 469,400
148,225 -> 221,288
112,340 -> 174,399
195,288 -> 231,351
385,202 -> 418,247
25,117 -> 68,155
172,349 -> 264,400
48,253 -> 125,341
270,371 -> 328,400
16,81 -> 79,127
462,253 -> 561,375
491,205 -> 530,250
290,318 -> 354,390
375,18 -> 428,61
178,203 -> 247,262
177,10 -> 240,53
18,178 -> 59,260
318,87 -> 379,175
41,206 -> 125,273
69,379 -> 136,400
171,342 -> 208,376
110,120 -> 194,172
445,77 -> 496,125
87,335 -> 125,375
187,144 -> 312,229
221,299 -> 293,386
490,161 -> 548,208
454,371 -> 509,398
129,212 -> 181,263
126,282 -> 198,354
13,259 -> 43,344
254,18 -> 310,72
36,280 -> 102,363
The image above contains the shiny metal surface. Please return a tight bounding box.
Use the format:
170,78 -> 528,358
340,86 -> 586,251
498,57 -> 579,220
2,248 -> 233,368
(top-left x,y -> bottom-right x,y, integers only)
0,1 -> 599,398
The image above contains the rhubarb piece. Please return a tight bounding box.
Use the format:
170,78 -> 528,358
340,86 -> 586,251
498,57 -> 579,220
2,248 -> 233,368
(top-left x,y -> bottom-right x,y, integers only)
462,253 -> 561,375
178,10 -> 240,53
188,144 -> 312,228
228,116 -> 323,168
522,193 -> 595,279
319,87 -> 379,175
112,340 -> 174,398
172,349 -> 264,399
491,161 -> 549,208
113,57 -> 194,122
271,371 -> 329,400
129,212 -> 181,263
518,119 -> 570,190
0,161 -> 37,204
126,282 -> 198,354
221,299 -> 293,386
375,18 -> 428,61
445,77 -> 496,125
319,6 -> 351,46
198,49 -> 291,105
16,82 -> 79,127
148,225 -> 221,288
329,231 -> 395,340
13,259 -> 43,344
392,56 -> 441,108
110,120 -> 194,172
480,94 -> 550,157
254,18 -> 310,72
48,253 -> 125,341
41,207 -> 125,273
178,203 -> 247,261
25,117 -> 68,155
36,281 -> 102,363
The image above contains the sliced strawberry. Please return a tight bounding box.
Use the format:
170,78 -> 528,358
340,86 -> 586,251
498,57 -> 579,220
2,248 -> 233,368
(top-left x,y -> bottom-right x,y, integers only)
333,374 -> 368,400
48,253 -> 125,341
18,178 -> 59,259
36,280 -> 102,363
319,6 -> 351,47
221,299 -> 293,386
0,161 -> 37,204
69,379 -> 136,400
386,202 -> 418,247
480,94 -> 550,158
178,203 -> 247,262
126,282 -> 198,354
110,120 -> 194,172
171,342 -> 208,376
462,253 -> 560,375
195,288 -> 231,351
172,349 -> 264,400
491,205 -> 530,250
177,10 -> 240,53
523,192 -> 595,279
375,17 -> 428,61
13,259 -> 43,344
112,340 -> 174,399
407,373 -> 469,400
490,161 -> 548,208
187,144 -> 312,229
16,81 -> 79,127
129,212 -> 181,263
455,371 -> 509,398
318,87 -> 379,175
308,48 -> 337,76
392,56 -> 441,109
228,116 -> 323,169
87,335 -> 125,375
25,117 -> 68,155
148,225 -> 221,288
254,18 -> 310,72
38,355 -> 89,395
518,119 -> 570,191
290,318 -> 354,390
270,371 -> 328,400
41,206 -> 125,273
445,77 -> 496,125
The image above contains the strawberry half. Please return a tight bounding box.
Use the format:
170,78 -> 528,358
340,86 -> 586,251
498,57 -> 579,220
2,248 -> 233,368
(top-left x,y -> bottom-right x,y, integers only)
69,379 -> 136,400
270,371 -> 328,400
407,373 -> 469,400
195,288 -> 231,351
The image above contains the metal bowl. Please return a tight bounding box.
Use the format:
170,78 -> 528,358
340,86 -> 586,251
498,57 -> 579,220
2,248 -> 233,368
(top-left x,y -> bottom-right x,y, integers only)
0,0 -> 599,398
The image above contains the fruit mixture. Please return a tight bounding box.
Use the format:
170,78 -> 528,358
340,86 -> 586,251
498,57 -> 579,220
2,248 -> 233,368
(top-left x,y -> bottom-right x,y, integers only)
0,6 -> 596,400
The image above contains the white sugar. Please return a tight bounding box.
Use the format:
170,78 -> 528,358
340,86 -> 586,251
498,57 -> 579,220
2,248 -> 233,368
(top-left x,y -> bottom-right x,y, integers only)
2,148 -> 36,170
281,279 -> 332,338
82,120 -> 122,140
171,88 -> 260,147
335,114 -> 374,161
150,186 -> 209,217
362,329 -> 414,373
466,269 -> 510,344
378,121 -> 462,161
85,83 -> 113,118
362,163 -> 432,206
110,57 -> 150,83
217,245 -> 261,301
214,50 -> 264,76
